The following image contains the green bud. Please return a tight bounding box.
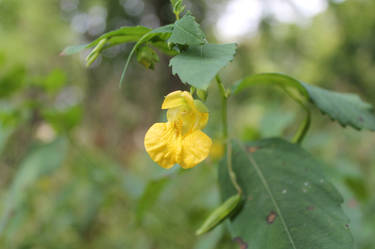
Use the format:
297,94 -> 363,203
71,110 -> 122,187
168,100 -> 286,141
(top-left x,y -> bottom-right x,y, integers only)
195,194 -> 242,236
193,99 -> 209,113
196,89 -> 208,101
85,38 -> 107,66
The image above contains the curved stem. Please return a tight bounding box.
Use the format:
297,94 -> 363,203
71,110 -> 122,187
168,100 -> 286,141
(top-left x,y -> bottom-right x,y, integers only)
216,75 -> 242,195
282,88 -> 311,144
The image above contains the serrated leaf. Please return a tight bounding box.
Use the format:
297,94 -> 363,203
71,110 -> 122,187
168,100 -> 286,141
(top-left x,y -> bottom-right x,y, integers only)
119,24 -> 174,87
301,82 -> 375,130
169,14 -> 206,45
219,139 -> 353,249
60,26 -> 151,56
233,73 -> 375,131
170,43 -> 237,90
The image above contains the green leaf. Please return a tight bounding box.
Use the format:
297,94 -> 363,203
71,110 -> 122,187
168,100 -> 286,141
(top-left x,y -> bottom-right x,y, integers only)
233,73 -> 375,131
136,177 -> 170,224
169,14 -> 206,45
301,82 -> 375,131
42,105 -> 82,132
0,138 -> 67,235
60,43 -> 90,56
219,139 -> 353,249
119,24 -> 174,87
170,43 -> 237,90
60,26 -> 151,56
0,65 -> 26,98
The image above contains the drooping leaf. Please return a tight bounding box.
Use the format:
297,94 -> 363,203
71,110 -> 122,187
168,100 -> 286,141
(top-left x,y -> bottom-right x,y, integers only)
60,26 -> 151,56
233,73 -> 375,131
170,43 -> 237,90
301,82 -> 375,130
219,139 -> 353,249
168,14 -> 206,45
119,24 -> 174,87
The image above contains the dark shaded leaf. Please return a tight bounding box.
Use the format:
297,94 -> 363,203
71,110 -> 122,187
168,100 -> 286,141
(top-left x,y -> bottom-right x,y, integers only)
219,139 -> 353,249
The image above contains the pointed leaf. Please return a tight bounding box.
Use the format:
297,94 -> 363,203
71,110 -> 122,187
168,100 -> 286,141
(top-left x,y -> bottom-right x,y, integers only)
170,43 -> 237,90
219,139 -> 353,249
169,14 -> 206,45
301,82 -> 375,130
233,73 -> 375,131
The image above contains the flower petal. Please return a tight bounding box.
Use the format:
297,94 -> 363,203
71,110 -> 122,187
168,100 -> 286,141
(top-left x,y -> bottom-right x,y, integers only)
144,123 -> 182,169
161,90 -> 194,109
179,130 -> 212,169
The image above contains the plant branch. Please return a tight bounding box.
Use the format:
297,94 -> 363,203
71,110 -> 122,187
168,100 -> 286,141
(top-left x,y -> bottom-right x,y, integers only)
216,75 -> 242,195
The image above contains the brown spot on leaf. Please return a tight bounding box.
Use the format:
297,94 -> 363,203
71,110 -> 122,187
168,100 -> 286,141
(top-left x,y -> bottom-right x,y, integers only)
307,206 -> 315,211
247,195 -> 253,201
233,237 -> 248,249
359,117 -> 364,122
248,146 -> 259,153
345,224 -> 350,229
266,211 -> 277,224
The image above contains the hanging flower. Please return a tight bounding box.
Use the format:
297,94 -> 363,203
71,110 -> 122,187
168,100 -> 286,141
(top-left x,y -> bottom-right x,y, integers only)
144,90 -> 212,169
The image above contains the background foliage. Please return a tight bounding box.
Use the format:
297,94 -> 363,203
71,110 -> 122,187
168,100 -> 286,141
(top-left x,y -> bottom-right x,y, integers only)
1,0 -> 375,248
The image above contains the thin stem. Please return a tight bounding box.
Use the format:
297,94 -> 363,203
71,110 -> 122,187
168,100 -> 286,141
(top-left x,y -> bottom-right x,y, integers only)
282,88 -> 311,144
216,75 -> 242,195
226,141 -> 242,195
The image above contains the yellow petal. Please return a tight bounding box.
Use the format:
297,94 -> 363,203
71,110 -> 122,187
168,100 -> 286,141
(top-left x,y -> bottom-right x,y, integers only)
144,123 -> 182,169
179,130 -> 212,169
161,91 -> 194,109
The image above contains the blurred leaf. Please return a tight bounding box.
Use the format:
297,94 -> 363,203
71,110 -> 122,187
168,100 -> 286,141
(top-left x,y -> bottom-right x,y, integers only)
169,14 -> 206,46
233,73 -> 375,131
193,225 -> 223,249
42,69 -> 67,93
136,45 -> 159,69
260,109 -> 295,137
0,65 -> 26,98
170,43 -> 237,90
60,44 -> 89,56
42,105 -> 82,132
120,24 -> 174,87
0,138 -> 67,235
344,178 -> 368,201
60,26 -> 151,56
136,177 -> 170,224
219,139 -> 353,249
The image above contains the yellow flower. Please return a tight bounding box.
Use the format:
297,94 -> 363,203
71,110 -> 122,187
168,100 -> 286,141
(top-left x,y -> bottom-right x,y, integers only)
144,90 -> 212,169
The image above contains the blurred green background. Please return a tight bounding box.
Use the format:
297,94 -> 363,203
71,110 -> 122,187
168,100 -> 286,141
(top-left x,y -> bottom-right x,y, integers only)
1,0 -> 375,248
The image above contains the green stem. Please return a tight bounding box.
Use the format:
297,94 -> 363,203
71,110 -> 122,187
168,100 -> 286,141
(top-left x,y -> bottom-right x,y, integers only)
282,88 -> 311,144
216,75 -> 242,195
